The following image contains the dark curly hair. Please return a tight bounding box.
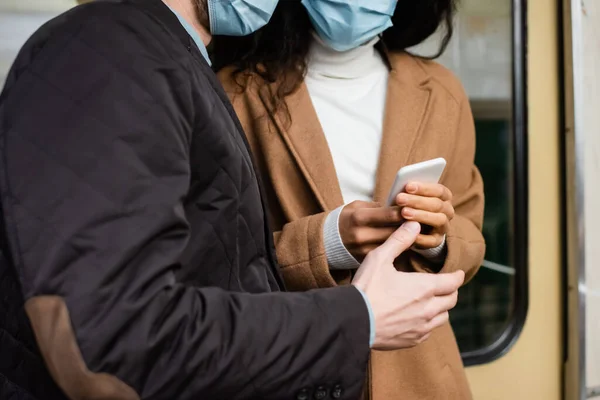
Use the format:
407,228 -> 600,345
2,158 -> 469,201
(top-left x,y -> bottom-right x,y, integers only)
211,0 -> 458,116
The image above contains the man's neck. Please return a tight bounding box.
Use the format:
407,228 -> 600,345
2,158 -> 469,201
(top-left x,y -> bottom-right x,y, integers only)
163,0 -> 212,46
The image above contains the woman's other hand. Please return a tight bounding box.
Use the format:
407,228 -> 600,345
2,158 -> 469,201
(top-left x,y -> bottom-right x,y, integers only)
338,201 -> 404,261
395,182 -> 455,250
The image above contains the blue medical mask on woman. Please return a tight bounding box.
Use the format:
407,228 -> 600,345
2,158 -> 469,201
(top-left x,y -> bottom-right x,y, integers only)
208,0 -> 279,36
301,0 -> 398,52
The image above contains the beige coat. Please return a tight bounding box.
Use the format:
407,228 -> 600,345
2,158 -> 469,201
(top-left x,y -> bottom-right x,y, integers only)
219,51 -> 486,400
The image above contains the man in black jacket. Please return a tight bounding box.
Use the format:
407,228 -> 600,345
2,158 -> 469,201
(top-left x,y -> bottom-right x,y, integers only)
0,1 -> 465,399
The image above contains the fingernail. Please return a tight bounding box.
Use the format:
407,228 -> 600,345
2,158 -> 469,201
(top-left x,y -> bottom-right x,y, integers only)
396,193 -> 407,204
403,208 -> 414,217
406,183 -> 417,193
403,221 -> 421,234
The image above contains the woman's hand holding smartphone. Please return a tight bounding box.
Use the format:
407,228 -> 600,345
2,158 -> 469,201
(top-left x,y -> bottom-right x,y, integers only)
337,158 -> 454,260
395,182 -> 455,250
338,200 -> 405,261
338,185 -> 455,260
387,158 -> 453,250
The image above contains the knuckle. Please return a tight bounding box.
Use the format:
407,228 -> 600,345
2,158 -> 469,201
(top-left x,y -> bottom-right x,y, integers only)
416,325 -> 432,338
449,209 -> 456,220
353,230 -> 366,245
424,314 -> 445,332
416,335 -> 428,345
450,291 -> 459,307
388,208 -> 401,222
422,236 -> 436,249
413,235 -> 423,245
440,214 -> 449,226
413,293 -> 426,304
414,238 -> 427,249
441,311 -> 450,323
422,307 -> 437,322
345,201 -> 359,210
423,280 -> 436,297
350,227 -> 368,245
415,288 -> 431,304
349,211 -> 360,225
348,200 -> 367,209
351,211 -> 366,226
439,186 -> 448,198
397,193 -> 410,205
446,203 -> 456,218
434,312 -> 450,329
435,199 -> 445,213
347,229 -> 358,245
397,208 -> 405,220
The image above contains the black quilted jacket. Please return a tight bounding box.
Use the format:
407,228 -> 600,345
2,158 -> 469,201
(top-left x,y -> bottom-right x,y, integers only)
0,1 -> 371,399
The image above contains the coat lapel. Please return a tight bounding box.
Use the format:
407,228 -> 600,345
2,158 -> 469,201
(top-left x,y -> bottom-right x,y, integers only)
257,52 -> 433,209
372,53 -> 433,203
258,82 -> 344,211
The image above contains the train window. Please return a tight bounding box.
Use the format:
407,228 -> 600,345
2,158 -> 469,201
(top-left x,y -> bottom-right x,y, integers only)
411,0 -> 528,364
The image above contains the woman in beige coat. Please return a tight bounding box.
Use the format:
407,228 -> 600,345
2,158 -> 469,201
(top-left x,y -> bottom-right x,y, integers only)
215,1 -> 485,398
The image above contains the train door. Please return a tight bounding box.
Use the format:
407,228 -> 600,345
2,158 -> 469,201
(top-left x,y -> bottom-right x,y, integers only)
563,0 -> 600,398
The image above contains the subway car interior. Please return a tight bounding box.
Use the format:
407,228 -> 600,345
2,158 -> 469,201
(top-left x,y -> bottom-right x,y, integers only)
0,0 -> 598,399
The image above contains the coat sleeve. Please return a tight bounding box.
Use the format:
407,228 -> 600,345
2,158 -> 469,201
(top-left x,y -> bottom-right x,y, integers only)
0,10 -> 370,400
409,88 -> 486,284
272,213 -> 355,290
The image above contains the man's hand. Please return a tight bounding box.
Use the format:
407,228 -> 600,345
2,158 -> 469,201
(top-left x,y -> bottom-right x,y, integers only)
352,221 -> 464,350
395,182 -> 455,250
339,200 -> 404,261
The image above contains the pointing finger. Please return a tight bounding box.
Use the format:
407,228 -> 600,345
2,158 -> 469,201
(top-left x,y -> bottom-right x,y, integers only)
376,221 -> 421,260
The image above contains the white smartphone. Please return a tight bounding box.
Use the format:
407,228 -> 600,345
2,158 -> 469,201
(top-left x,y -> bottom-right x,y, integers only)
385,158 -> 447,206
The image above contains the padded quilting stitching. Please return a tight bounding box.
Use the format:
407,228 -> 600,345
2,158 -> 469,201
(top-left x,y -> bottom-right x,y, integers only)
6,77 -> 185,213
194,65 -> 254,170
198,218 -> 234,268
0,328 -> 42,372
237,215 -> 261,256
190,138 -> 240,198
0,371 -> 37,400
8,198 -> 184,297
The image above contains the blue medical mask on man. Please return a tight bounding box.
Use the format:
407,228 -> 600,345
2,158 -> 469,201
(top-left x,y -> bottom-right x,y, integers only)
208,0 -> 280,36
301,0 -> 398,52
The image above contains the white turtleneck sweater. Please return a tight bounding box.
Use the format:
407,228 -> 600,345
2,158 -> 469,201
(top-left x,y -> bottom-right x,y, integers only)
305,35 -> 446,269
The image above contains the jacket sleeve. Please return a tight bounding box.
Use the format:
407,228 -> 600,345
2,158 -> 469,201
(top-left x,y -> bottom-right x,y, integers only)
409,88 -> 486,284
272,212 -> 354,290
0,11 -> 370,400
